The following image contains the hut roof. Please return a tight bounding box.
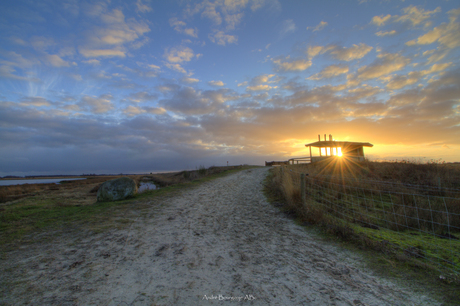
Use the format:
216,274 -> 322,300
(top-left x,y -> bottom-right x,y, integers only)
305,141 -> 373,148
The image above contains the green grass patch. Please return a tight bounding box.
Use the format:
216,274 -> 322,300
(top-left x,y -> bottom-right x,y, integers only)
351,224 -> 460,270
1,200 -> 127,246
0,165 -> 258,248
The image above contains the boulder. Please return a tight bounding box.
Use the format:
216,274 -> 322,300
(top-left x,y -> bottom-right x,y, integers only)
97,177 -> 138,202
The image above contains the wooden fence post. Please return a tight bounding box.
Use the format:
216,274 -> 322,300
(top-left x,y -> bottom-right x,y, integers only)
301,173 -> 306,208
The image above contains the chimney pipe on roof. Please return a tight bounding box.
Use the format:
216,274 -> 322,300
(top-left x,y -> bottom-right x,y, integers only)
329,134 -> 332,141
324,134 -> 326,141
318,134 -> 320,141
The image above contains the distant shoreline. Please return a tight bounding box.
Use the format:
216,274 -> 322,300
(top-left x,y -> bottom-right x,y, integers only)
0,176 -> 84,181
0,171 -> 181,180
0,177 -> 88,187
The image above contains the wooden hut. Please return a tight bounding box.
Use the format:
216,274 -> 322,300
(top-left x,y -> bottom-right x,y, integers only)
305,134 -> 373,162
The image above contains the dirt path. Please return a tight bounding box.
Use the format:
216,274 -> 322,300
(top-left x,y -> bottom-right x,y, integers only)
1,167 -> 438,305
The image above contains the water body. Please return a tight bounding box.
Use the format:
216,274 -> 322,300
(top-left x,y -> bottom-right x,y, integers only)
138,182 -> 157,193
0,178 -> 86,186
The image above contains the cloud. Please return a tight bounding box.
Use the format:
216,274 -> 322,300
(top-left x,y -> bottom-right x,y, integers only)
136,0 -> 152,13
423,49 -> 449,65
80,8 -> 150,58
386,72 -> 420,90
164,46 -> 196,63
201,2 -> 222,25
281,19 -> 296,35
307,45 -> 327,60
182,77 -> 200,84
144,106 -> 167,115
395,5 -> 441,27
157,83 -> 180,93
20,97 -> 52,107
69,74 -> 82,81
45,54 -> 70,67
385,62 -> 451,91
375,30 -> 396,37
159,87 -> 230,115
225,12 -> 244,30
123,105 -> 145,116
406,11 -> 460,49
347,85 -> 382,99
93,71 -> 112,79
308,64 -> 349,80
82,59 -> 101,65
223,0 -> 249,11
127,91 -> 158,103
250,0 -> 281,12
246,84 -> 273,91
329,43 -> 373,61
130,37 -> 150,50
0,65 -> 37,82
208,30 -> 238,45
165,63 -> 187,74
208,80 -> 225,87
307,21 -> 328,32
252,74 -> 275,85
30,36 -> 55,52
355,53 -> 410,81
1,51 -> 37,69
147,64 -> 161,70
423,62 -> 451,75
188,0 -> 251,30
184,1 -> 250,44
169,17 -> 198,38
80,94 -> 114,113
371,14 -> 391,26
80,49 -> 126,58
409,27 -> 442,45
123,105 -> 166,117
273,57 -> 312,72
9,37 -> 27,46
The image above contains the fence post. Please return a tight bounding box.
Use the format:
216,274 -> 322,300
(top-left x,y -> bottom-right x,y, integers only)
301,173 -> 306,207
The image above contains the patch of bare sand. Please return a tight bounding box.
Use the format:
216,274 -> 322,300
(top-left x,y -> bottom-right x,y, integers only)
0,168 -> 439,305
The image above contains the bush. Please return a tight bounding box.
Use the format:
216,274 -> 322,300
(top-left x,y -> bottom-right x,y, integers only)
198,165 -> 207,176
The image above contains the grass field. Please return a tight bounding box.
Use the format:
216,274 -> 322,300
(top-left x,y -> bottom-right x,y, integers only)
0,165 -> 255,247
264,158 -> 460,303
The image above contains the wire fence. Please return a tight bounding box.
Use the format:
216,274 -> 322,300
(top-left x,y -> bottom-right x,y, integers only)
279,167 -> 460,275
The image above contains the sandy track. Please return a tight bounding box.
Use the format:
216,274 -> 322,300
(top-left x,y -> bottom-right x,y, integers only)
1,167 -> 438,305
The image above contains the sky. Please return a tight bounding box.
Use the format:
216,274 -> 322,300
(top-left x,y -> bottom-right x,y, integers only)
1,0 -> 459,175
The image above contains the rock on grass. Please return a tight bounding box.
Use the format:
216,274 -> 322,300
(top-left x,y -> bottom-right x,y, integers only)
96,177 -> 137,202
